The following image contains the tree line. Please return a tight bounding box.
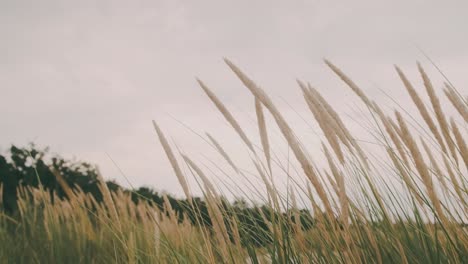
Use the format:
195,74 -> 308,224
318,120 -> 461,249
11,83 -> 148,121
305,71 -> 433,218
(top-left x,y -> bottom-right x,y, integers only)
0,144 -> 317,246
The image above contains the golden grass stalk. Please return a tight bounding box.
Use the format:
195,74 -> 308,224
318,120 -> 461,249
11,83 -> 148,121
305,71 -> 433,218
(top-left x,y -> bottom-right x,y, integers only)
324,170 -> 339,195
252,159 -> 278,209
152,120 -> 191,201
395,66 -> 448,154
197,79 -> 256,154
224,58 -> 334,217
96,168 -> 120,226
163,194 -> 177,223
324,59 -> 372,108
363,224 -> 383,264
183,156 -> 230,260
441,154 -> 466,207
450,118 -> 468,169
396,240 -> 410,264
255,98 -> 272,174
309,84 -> 368,164
418,63 -> 458,165
444,83 -> 468,122
420,138 -> 449,194
206,132 -> 240,174
299,81 -> 345,164
290,187 -> 307,252
306,84 -> 351,149
386,147 -> 424,206
372,101 -> 410,168
322,144 -> 349,225
229,215 -> 242,250
394,111 -> 447,223
51,169 -> 75,201
182,155 -> 218,198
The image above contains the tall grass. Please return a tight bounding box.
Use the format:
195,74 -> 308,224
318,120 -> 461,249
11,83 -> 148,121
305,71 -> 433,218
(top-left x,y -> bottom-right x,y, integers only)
1,60 -> 467,263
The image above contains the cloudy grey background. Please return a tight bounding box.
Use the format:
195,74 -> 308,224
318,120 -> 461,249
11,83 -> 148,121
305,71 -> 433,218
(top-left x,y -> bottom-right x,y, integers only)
1,0 -> 467,197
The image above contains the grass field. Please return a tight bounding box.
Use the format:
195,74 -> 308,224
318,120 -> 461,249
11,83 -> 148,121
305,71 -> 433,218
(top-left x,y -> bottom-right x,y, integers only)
1,59 -> 467,263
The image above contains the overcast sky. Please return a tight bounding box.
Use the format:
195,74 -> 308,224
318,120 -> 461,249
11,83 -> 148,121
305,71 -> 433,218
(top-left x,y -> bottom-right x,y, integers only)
1,0 -> 467,197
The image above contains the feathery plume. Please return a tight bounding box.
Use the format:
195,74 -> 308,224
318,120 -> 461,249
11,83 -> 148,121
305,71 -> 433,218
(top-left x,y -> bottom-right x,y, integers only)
395,111 -> 447,222
450,118 -> 468,169
299,81 -> 345,164
197,79 -> 256,153
444,83 -> 468,122
324,59 -> 372,108
224,58 -> 333,216
206,132 -> 240,174
418,63 -> 458,165
255,98 -> 272,174
395,65 -> 447,154
372,101 -> 410,168
309,84 -> 366,161
182,154 -> 218,197
420,138 -> 449,193
152,121 -> 191,201
322,144 -> 349,224
386,147 -> 424,206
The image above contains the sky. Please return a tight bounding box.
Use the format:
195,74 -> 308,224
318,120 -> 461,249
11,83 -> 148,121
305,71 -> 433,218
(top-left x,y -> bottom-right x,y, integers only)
1,0 -> 467,197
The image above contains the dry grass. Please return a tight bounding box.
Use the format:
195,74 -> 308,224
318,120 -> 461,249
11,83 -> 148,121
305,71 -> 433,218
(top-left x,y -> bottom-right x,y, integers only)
1,60 -> 467,263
